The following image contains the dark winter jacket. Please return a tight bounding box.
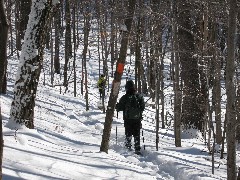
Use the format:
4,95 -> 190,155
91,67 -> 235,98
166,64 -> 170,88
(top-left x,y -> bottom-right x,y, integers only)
116,87 -> 145,121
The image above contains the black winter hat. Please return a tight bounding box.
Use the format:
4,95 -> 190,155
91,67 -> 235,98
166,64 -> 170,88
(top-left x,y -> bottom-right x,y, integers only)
125,80 -> 134,90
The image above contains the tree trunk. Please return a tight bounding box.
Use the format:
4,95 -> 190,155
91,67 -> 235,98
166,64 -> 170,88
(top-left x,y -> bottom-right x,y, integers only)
178,1 -> 202,130
135,17 -> 142,93
155,64 -> 160,151
226,0 -> 237,179
6,0 -> 13,56
236,12 -> 240,143
110,0 -> 116,78
0,0 -> 5,166
8,0 -> 58,129
15,0 -> 21,53
0,105 -> 2,180
237,167 -> 240,180
214,47 -> 222,144
82,8 -> 91,111
100,0 -> 136,153
172,0 -> 181,147
73,1 -> 77,97
54,6 -> 61,74
63,0 -> 71,87
236,85 -> 240,143
0,0 -> 9,94
19,0 -> 31,40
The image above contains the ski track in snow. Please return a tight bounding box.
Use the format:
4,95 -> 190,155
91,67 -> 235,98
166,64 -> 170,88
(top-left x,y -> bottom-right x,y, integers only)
2,58 -> 228,179
2,76 -> 227,180
35,91 -> 215,180
31,89 -> 167,179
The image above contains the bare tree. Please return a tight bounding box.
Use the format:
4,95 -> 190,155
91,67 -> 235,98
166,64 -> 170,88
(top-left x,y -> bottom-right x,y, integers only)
226,0 -> 237,179
63,0 -> 72,87
172,0 -> 181,147
54,5 -> 61,74
8,0 -> 59,129
6,0 -> 14,56
109,0 -> 117,77
82,3 -> 91,111
0,105 -> 2,180
0,0 -> 9,94
178,1 -> 203,130
0,0 -> 6,171
72,0 -> 77,97
15,0 -> 21,53
236,12 -> 240,143
19,0 -> 31,40
100,0 -> 136,153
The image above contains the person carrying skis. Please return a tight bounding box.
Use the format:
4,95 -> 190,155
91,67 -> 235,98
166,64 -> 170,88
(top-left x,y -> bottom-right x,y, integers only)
97,74 -> 106,99
116,80 -> 145,155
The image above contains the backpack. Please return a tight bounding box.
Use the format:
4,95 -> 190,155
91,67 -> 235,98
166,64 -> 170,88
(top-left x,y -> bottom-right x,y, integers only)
100,80 -> 105,87
124,94 -> 142,120
98,78 -> 105,89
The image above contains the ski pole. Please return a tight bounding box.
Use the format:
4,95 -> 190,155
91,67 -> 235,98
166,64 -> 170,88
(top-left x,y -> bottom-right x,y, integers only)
144,94 -> 154,104
116,125 -> 118,145
116,111 -> 119,145
142,129 -> 145,150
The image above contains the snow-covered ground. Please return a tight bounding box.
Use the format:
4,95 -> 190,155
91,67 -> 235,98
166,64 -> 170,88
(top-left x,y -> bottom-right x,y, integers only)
1,50 -> 231,179
0,7 -> 234,178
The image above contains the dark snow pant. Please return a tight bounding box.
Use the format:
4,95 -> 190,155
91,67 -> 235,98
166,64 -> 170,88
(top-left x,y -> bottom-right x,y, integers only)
99,88 -> 103,99
124,120 -> 141,152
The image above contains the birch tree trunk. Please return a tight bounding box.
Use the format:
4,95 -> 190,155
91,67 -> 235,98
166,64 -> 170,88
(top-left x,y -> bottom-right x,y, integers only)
100,0 -> 136,153
8,0 -> 58,129
226,0 -> 237,179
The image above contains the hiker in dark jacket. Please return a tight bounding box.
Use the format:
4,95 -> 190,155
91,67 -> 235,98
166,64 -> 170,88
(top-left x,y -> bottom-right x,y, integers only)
116,80 -> 145,155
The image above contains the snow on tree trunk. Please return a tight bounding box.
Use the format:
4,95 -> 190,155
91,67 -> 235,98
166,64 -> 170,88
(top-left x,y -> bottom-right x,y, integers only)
8,0 -> 58,129
100,0 -> 136,153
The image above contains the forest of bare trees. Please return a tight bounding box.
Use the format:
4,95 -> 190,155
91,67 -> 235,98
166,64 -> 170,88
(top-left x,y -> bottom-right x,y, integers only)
0,0 -> 240,179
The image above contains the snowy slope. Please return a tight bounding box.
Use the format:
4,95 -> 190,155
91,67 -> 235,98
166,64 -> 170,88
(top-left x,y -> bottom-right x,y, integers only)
0,6 -> 233,178
1,53 -> 230,179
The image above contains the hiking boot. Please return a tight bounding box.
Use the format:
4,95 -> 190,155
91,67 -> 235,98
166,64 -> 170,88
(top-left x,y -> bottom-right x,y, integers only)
125,145 -> 133,151
135,151 -> 142,156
